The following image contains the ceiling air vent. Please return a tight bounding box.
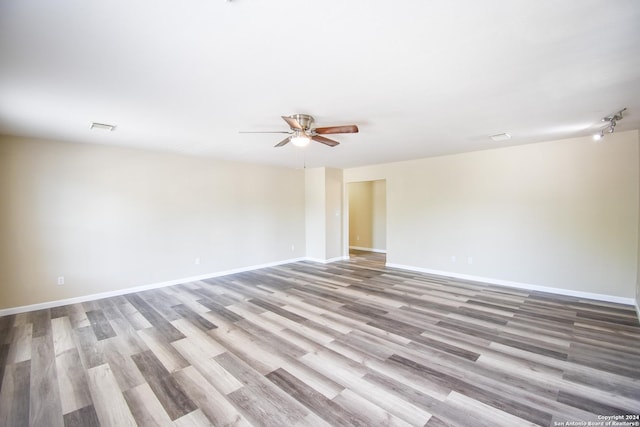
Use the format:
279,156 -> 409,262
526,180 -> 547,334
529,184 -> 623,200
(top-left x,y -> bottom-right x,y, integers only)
90,122 -> 116,131
489,132 -> 511,142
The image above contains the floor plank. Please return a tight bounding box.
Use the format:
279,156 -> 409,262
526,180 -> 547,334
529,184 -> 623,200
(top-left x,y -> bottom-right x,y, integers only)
29,335 -> 63,427
0,360 -> 31,427
86,363 -> 138,426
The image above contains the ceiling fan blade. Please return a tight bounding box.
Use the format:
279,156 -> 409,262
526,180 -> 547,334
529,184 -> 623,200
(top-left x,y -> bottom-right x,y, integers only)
239,131 -> 291,134
281,116 -> 303,130
314,125 -> 359,134
274,136 -> 291,147
311,135 -> 340,147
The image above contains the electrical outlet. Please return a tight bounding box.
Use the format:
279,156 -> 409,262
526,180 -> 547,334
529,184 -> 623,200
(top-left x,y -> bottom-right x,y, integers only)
467,257 -> 473,264
451,256 -> 457,263
194,257 -> 200,265
291,244 -> 295,251
57,276 -> 65,285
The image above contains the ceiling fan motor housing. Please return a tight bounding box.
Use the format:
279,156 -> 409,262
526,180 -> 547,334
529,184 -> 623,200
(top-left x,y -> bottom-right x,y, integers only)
289,114 -> 314,131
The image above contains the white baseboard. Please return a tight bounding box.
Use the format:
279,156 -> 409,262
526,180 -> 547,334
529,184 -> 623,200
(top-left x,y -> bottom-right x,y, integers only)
0,257 -> 307,317
636,301 -> 640,324
349,246 -> 387,254
3,257 -> 636,317
386,263 -> 637,306
304,256 -> 349,264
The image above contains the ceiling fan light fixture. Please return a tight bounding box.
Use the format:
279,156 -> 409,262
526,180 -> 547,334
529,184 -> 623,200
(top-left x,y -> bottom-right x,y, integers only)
291,135 -> 311,147
241,114 -> 355,148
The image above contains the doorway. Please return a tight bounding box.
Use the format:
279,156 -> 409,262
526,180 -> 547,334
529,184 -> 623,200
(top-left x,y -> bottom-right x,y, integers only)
346,180 -> 387,265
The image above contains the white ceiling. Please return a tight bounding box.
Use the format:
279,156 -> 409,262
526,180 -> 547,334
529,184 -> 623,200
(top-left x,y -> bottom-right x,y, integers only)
1,0 -> 639,169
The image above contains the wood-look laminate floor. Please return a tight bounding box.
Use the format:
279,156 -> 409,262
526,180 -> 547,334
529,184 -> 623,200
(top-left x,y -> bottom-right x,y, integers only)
1,251 -> 639,427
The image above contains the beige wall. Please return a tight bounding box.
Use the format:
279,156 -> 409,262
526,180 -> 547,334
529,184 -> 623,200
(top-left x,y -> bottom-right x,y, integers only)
372,180 -> 387,250
325,168 -> 344,260
305,167 -> 344,262
2,130 -> 638,310
348,180 -> 386,251
346,130 -> 640,299
305,167 -> 326,261
0,135 -> 306,310
348,182 -> 373,248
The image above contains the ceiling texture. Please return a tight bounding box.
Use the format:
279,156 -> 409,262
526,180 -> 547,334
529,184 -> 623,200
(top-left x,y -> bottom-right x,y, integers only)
1,0 -> 639,169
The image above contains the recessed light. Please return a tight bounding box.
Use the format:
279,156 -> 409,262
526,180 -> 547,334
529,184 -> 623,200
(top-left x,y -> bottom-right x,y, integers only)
489,133 -> 511,142
90,122 -> 116,131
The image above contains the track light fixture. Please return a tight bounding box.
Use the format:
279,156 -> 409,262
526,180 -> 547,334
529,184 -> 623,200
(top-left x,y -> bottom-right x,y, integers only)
593,108 -> 626,140
593,130 -> 604,141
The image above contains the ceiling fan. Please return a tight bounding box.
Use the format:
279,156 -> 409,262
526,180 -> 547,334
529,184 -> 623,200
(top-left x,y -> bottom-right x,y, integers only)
240,114 -> 359,148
